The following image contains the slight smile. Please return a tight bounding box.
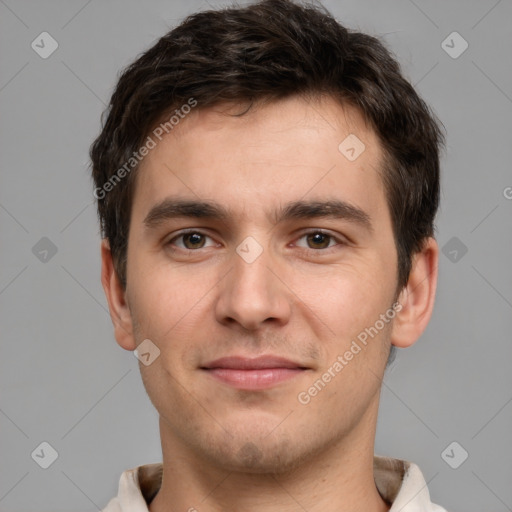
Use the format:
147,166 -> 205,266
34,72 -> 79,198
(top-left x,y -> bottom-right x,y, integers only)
201,355 -> 310,390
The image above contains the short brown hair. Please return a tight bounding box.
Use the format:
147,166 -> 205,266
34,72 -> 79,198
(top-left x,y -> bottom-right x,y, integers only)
90,0 -> 445,298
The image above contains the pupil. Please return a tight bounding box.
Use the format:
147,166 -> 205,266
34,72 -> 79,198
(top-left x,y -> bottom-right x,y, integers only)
187,233 -> 203,248
309,233 -> 329,248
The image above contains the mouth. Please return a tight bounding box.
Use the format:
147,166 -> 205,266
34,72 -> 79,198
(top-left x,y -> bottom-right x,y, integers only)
200,355 -> 309,390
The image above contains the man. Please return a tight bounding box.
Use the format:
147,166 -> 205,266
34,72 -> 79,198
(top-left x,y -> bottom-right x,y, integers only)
91,0 -> 447,510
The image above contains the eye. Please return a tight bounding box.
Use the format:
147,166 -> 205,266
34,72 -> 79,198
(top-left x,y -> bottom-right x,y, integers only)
166,229 -> 345,253
167,230 -> 216,250
294,230 -> 343,250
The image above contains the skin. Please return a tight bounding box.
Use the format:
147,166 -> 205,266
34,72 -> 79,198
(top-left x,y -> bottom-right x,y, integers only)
101,95 -> 438,512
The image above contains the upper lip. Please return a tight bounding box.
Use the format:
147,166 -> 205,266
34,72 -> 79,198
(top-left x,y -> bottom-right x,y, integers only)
201,355 -> 307,370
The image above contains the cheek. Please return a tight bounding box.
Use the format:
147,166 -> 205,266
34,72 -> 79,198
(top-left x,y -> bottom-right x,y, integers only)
289,261 -> 392,338
127,246 -> 199,328
127,256 -> 221,368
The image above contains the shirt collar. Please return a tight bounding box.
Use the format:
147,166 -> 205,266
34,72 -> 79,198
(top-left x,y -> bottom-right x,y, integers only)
109,455 -> 446,512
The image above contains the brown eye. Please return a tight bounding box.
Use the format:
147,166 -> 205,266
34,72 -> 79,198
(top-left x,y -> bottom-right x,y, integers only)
293,230 -> 346,253
167,231 -> 215,250
306,232 -> 332,249
182,232 -> 206,249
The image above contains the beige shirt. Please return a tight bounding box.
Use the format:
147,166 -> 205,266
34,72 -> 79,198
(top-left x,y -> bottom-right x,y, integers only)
101,455 -> 448,512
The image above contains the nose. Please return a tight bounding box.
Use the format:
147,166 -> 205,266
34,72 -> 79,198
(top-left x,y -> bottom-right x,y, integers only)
215,240 -> 292,331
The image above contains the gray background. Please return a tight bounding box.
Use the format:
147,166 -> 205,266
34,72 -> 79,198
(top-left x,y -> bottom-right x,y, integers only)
1,0 -> 511,510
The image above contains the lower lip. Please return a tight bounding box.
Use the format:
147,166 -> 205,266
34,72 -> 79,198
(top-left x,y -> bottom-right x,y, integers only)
203,368 -> 305,390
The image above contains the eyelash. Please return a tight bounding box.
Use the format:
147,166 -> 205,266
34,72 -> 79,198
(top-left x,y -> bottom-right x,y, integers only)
165,229 -> 346,254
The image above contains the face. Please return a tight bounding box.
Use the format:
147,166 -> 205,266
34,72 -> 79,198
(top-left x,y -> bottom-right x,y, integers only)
122,95 -> 400,473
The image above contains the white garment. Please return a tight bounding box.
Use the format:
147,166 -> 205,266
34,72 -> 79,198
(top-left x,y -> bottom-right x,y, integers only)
102,455 -> 448,512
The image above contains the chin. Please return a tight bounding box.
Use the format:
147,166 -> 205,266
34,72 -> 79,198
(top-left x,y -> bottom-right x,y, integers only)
197,430 -> 319,475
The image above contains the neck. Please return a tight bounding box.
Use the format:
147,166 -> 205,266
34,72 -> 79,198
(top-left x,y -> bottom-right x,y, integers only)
149,400 -> 389,512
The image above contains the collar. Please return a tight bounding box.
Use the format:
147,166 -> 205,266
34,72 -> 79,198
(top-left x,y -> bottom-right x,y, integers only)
110,455 -> 446,512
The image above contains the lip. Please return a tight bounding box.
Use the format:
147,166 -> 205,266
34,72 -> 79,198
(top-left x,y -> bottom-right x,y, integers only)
201,355 -> 308,390
201,355 -> 306,370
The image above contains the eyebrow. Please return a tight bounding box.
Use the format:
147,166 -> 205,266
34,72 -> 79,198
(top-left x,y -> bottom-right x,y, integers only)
143,197 -> 373,233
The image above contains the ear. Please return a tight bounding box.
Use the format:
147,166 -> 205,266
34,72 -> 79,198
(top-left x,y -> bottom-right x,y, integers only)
100,239 -> 136,351
390,237 -> 438,348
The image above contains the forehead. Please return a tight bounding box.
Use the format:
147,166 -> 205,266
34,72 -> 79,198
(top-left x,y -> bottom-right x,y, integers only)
132,95 -> 388,227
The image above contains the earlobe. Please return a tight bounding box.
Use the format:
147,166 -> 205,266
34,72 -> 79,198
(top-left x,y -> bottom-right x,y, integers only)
390,237 -> 439,349
100,239 -> 136,351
